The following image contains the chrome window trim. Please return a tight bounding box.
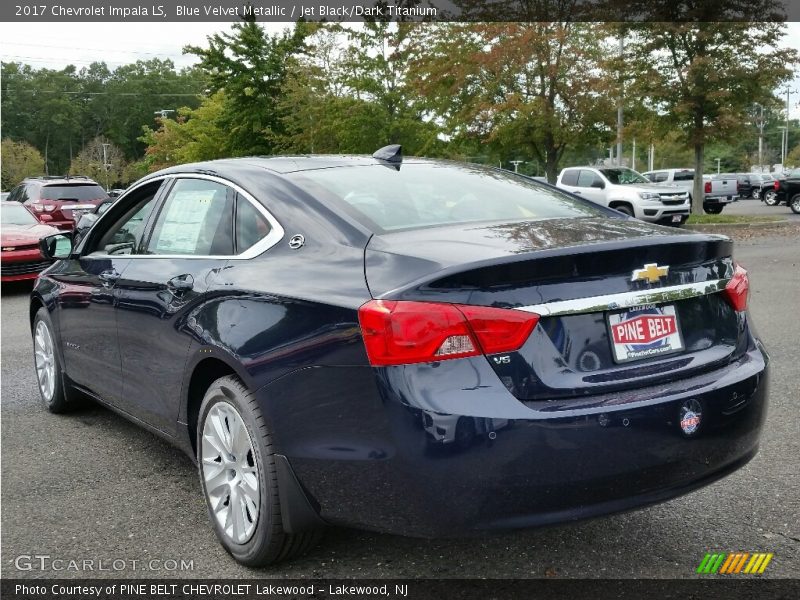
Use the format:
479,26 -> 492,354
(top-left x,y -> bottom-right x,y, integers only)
514,279 -> 730,317
89,173 -> 284,260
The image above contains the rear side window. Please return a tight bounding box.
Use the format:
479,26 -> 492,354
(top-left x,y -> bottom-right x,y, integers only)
672,171 -> 694,181
146,179 -> 234,256
290,163 -> 609,233
235,195 -> 271,253
560,170 -> 579,186
40,184 -> 108,201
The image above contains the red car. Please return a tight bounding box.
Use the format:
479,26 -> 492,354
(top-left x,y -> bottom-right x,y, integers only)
6,176 -> 109,230
1,202 -> 60,282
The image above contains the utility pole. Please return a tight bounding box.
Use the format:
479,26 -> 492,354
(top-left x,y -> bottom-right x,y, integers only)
616,34 -> 624,166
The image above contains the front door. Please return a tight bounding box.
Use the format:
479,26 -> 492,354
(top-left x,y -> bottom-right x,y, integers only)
56,181 -> 164,405
115,177 -> 236,433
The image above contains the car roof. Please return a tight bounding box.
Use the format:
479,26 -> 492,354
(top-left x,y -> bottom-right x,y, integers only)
148,155 -> 446,177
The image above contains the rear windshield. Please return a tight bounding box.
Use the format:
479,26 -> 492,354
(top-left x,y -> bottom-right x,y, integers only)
289,163 -> 610,232
1,203 -> 38,225
40,184 -> 108,202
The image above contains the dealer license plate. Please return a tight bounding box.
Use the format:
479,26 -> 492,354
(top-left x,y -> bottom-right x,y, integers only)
607,304 -> 684,363
671,214 -> 682,223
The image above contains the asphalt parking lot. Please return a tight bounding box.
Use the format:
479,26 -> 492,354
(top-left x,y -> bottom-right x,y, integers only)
1,216 -> 798,579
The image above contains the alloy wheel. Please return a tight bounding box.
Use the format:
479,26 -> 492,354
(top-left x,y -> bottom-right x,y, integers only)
34,320 -> 55,402
201,401 -> 260,544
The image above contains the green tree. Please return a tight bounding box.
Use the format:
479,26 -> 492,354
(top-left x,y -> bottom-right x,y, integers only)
185,20 -> 310,155
408,21 -> 614,182
1,139 -> 45,189
140,91 -> 232,170
69,136 -> 127,189
627,16 -> 797,213
279,23 -> 442,155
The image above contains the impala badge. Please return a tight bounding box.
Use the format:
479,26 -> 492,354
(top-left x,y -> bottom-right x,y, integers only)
631,263 -> 669,284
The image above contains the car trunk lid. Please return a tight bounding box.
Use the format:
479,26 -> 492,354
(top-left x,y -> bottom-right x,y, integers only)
364,217 -> 742,400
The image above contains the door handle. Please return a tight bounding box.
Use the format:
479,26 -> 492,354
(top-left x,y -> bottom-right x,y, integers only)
167,274 -> 194,294
98,270 -> 120,286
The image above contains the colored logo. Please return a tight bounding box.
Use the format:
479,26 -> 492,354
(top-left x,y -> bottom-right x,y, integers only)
697,552 -> 774,574
679,398 -> 703,435
611,313 -> 677,345
631,263 -> 669,284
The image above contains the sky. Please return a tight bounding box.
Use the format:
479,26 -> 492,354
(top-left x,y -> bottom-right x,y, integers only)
0,21 -> 799,119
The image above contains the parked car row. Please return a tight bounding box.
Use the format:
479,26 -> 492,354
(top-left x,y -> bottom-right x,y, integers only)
556,166 -> 691,225
641,169 -> 738,214
4,175 -> 109,230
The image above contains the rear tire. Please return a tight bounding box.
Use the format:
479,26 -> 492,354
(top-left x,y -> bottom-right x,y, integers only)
197,375 -> 321,566
763,190 -> 779,206
791,194 -> 800,215
32,308 -> 70,413
704,206 -> 723,215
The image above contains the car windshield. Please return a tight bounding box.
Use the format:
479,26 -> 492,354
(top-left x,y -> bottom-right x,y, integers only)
598,168 -> 650,185
1,203 -> 38,226
289,163 -> 610,232
40,183 -> 108,201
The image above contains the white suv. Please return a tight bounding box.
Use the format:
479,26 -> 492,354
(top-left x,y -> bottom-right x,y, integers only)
556,166 -> 690,225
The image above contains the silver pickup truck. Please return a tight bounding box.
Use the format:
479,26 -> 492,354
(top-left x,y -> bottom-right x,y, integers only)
641,168 -> 738,214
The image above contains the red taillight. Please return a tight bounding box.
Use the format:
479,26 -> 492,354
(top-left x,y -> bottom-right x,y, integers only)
358,300 -> 540,366
704,181 -> 712,194
723,265 -> 749,312
774,180 -> 780,191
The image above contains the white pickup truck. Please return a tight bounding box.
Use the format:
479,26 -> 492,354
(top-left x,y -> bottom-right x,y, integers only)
641,168 -> 738,214
556,166 -> 690,225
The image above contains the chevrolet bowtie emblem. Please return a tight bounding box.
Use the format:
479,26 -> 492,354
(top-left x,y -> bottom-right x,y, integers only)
631,263 -> 669,283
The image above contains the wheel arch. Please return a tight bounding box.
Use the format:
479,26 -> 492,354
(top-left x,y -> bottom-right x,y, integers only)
181,350 -> 249,457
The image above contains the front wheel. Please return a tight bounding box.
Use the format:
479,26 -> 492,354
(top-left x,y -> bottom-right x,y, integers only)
703,205 -> 724,215
197,375 -> 321,566
791,194 -> 800,214
612,204 -> 634,217
763,190 -> 779,206
752,188 -> 761,200
32,308 -> 70,413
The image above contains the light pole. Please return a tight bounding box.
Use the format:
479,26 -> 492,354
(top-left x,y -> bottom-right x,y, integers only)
101,143 -> 111,192
715,158 -> 721,174
783,88 -> 797,165
778,126 -> 788,169
154,109 -> 175,120
509,160 -> 525,173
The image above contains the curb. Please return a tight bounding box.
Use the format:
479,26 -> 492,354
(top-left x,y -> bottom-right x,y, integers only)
684,220 -> 791,231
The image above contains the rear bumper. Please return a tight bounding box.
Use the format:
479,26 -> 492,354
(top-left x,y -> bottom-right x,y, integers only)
704,196 -> 737,206
259,342 -> 768,537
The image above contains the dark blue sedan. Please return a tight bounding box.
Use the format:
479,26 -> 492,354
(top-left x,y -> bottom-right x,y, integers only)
31,147 -> 768,566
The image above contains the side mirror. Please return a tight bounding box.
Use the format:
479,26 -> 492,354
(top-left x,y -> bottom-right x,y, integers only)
591,180 -> 606,189
40,233 -> 73,260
